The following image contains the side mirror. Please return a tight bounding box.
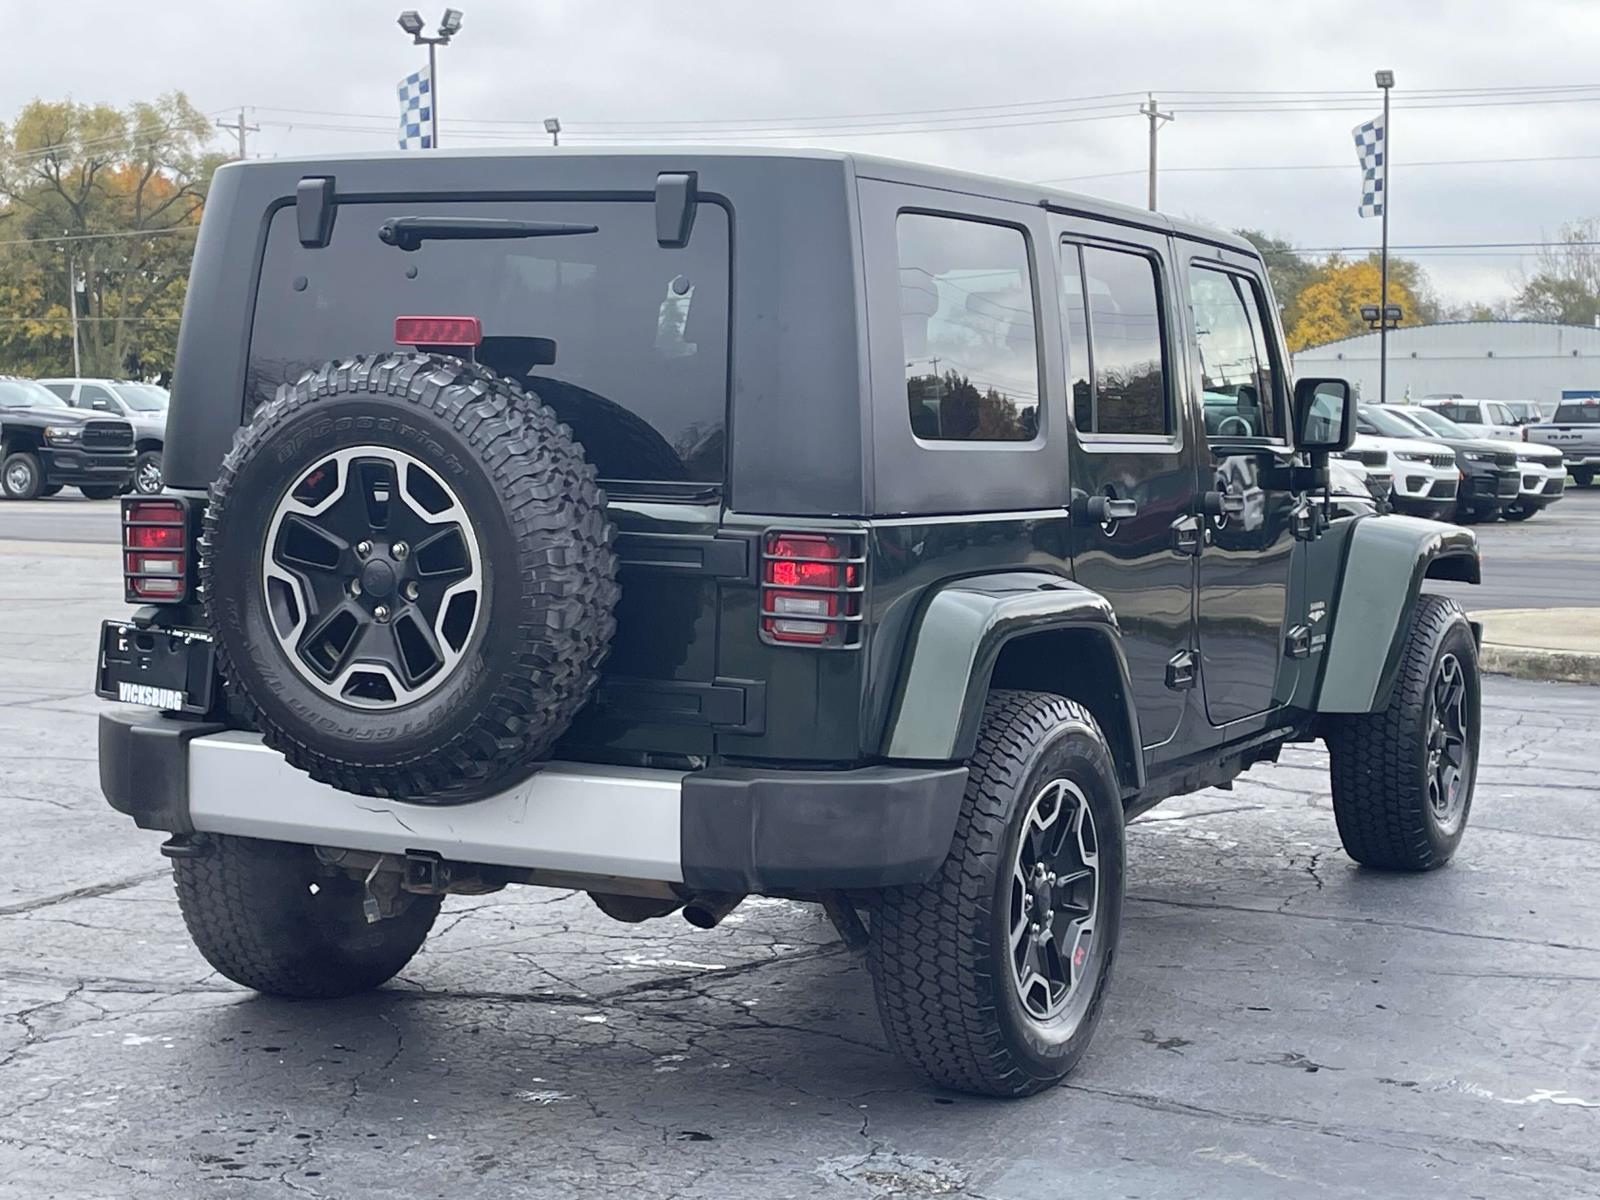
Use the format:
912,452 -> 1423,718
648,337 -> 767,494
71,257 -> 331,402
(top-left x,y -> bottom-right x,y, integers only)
91,397 -> 112,411
1293,378 -> 1356,454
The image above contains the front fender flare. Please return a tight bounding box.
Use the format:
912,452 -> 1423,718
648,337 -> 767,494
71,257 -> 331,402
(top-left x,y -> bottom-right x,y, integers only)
880,572 -> 1143,789
1314,514 -> 1480,713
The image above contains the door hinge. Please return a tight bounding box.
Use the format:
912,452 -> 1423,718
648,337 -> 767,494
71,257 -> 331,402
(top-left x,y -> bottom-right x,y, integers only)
1165,649 -> 1197,690
1284,625 -> 1312,659
1291,499 -> 1323,541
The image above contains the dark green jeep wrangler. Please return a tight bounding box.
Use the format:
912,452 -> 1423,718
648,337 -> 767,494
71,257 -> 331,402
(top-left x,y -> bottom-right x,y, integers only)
96,149 -> 1482,1097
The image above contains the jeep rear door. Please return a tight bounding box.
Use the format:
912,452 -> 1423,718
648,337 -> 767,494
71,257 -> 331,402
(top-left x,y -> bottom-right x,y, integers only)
248,195 -> 733,759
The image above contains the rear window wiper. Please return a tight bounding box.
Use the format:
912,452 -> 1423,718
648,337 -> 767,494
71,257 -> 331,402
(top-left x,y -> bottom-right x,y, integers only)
378,216 -> 599,252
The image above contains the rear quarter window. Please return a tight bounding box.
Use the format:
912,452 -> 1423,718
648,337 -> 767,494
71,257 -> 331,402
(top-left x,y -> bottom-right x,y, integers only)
249,198 -> 731,484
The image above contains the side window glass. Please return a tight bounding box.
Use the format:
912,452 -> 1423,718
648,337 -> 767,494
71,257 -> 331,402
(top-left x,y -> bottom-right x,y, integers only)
1188,265 -> 1282,439
1059,245 -> 1093,431
1073,246 -> 1169,436
897,213 -> 1040,442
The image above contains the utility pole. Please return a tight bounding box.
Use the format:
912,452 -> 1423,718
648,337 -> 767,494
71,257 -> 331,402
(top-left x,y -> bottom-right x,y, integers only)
1376,70 -> 1395,405
65,242 -> 81,375
216,109 -> 260,160
1139,93 -> 1174,212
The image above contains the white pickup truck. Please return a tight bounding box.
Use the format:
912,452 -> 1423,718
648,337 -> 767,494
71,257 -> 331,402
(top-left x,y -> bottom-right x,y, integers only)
1523,394 -> 1600,488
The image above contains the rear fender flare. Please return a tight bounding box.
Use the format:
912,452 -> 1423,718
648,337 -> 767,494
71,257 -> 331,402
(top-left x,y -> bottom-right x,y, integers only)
880,572 -> 1144,793
1314,514 -> 1480,713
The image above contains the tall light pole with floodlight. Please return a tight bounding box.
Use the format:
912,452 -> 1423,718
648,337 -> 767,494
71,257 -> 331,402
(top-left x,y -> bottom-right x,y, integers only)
1375,68 -> 1394,404
544,117 -> 561,147
397,9 -> 463,149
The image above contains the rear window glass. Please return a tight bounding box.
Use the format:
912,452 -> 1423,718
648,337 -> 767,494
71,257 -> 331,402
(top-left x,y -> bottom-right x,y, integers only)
250,199 -> 730,484
1554,403 -> 1600,423
1428,403 -> 1476,423
897,213 -> 1040,442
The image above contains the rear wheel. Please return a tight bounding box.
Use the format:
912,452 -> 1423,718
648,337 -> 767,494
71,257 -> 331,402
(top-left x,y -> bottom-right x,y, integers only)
173,835 -> 440,997
1325,595 -> 1480,870
869,691 -> 1125,1097
1,452 -> 43,500
133,449 -> 163,495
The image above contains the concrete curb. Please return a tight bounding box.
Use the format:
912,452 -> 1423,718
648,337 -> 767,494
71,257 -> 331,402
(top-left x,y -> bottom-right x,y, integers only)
1479,642 -> 1600,686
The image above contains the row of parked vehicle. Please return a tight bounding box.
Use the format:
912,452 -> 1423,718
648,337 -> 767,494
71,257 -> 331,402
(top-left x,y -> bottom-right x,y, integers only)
0,376 -> 169,500
1328,395 -> 1591,524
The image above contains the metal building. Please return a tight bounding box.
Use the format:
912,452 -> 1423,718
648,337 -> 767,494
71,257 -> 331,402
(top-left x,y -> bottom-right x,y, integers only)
1292,320 -> 1600,407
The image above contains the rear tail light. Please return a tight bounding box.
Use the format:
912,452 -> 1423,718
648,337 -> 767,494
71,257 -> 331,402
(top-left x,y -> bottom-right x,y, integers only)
122,497 -> 192,603
760,531 -> 865,648
394,315 -> 483,349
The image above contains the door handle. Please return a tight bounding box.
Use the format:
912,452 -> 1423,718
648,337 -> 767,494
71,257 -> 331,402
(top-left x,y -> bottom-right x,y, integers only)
1199,490 -> 1245,519
1081,496 -> 1138,525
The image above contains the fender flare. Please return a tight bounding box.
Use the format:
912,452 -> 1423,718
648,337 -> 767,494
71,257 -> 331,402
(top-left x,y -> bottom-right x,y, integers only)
1314,514 -> 1480,713
879,572 -> 1144,792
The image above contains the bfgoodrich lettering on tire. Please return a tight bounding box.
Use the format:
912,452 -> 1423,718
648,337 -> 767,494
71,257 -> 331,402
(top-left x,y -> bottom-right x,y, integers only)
868,690 -> 1125,1097
201,354 -> 618,802
1326,594 -> 1481,870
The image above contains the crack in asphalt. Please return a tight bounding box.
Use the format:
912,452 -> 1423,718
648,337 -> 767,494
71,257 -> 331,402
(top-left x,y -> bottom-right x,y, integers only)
0,869 -> 168,917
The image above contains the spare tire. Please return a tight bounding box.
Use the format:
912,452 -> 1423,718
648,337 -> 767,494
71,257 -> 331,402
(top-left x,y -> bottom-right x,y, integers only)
201,354 -> 618,802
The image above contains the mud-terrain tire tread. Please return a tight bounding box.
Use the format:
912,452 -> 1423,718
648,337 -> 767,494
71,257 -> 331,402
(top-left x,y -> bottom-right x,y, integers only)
201,354 -> 619,801
1325,594 -> 1477,871
172,834 -> 440,997
869,689 -> 1121,1097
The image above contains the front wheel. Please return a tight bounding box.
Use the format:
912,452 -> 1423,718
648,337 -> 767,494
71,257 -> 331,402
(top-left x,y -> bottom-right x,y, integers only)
869,691 -> 1125,1097
1325,595 -> 1480,870
1,452 -> 43,500
173,834 -> 441,997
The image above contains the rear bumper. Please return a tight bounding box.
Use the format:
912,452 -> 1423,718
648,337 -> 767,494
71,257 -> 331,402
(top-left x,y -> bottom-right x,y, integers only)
98,710 -> 967,893
39,447 -> 135,486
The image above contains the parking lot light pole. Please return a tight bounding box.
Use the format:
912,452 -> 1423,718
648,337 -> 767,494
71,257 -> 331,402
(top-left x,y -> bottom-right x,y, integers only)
1375,69 -> 1394,404
398,9 -> 464,149
544,117 -> 561,147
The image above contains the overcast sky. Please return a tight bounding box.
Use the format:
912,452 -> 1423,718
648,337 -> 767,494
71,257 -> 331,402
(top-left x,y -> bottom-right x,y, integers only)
9,0 -> 1600,304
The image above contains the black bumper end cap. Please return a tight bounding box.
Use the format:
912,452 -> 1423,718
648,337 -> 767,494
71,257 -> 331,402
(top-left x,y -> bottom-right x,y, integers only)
99,709 -> 225,833
681,764 -> 968,893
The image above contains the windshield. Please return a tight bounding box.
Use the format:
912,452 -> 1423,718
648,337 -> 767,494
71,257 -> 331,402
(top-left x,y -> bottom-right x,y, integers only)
1403,407 -> 1470,438
0,380 -> 69,409
111,383 -> 169,411
1361,405 -> 1428,439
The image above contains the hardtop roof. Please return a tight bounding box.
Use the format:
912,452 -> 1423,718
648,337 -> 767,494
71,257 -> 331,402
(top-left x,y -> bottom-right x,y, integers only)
219,145 -> 1257,257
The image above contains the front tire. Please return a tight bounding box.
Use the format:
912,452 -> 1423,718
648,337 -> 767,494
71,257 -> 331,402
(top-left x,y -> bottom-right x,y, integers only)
1325,595 -> 1480,870
1,452 -> 43,499
173,835 -> 440,997
869,691 -> 1125,1097
133,449 -> 163,495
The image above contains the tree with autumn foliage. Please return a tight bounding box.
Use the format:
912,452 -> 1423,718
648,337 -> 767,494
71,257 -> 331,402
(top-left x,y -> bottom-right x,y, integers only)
1283,256 -> 1428,351
0,93 -> 225,378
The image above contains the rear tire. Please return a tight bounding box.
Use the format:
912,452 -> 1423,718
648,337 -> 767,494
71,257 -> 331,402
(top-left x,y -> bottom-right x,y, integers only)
133,449 -> 163,495
1325,595 -> 1480,870
1,452 -> 43,500
869,691 -> 1125,1097
173,835 -> 440,997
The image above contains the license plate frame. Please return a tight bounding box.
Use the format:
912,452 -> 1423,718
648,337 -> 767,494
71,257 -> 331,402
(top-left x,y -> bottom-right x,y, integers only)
96,621 -> 216,715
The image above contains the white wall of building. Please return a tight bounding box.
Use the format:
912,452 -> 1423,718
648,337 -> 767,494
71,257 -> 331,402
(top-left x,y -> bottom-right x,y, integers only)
1292,320 -> 1600,405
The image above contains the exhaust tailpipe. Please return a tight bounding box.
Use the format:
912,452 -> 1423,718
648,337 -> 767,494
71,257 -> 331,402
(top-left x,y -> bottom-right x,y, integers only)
682,891 -> 745,930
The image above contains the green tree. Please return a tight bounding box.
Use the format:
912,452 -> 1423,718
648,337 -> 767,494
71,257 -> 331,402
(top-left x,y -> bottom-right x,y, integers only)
0,93 -> 224,377
1516,219 -> 1600,325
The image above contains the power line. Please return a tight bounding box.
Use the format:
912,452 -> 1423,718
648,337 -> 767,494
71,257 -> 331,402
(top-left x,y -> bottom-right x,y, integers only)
1037,151 -> 1600,184
0,227 -> 199,250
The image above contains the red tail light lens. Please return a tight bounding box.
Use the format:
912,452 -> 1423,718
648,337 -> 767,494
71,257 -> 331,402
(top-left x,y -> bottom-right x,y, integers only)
394,315 -> 483,347
760,532 -> 864,647
122,497 -> 191,603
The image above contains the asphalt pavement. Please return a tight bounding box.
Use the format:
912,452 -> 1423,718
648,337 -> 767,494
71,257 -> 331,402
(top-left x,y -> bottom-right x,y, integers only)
1,522 -> 1598,1198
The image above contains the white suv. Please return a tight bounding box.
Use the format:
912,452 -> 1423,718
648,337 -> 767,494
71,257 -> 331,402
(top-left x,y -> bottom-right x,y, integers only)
1346,407 -> 1460,520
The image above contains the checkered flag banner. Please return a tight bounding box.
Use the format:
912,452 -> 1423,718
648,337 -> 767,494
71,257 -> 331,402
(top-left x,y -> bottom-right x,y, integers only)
1353,113 -> 1386,218
398,64 -> 432,150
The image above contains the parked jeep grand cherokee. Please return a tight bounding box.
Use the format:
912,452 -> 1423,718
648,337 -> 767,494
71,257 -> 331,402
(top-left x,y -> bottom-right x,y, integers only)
96,150 -> 1483,1097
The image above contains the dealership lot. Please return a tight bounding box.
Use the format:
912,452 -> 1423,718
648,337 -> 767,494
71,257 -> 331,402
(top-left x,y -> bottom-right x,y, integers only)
1,514 -> 1598,1199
